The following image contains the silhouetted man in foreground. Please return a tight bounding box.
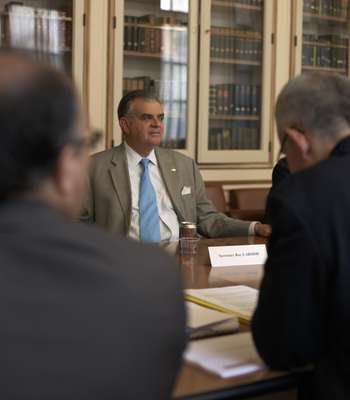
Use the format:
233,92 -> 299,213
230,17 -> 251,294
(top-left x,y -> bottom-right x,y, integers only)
0,52 -> 185,399
253,72 -> 350,399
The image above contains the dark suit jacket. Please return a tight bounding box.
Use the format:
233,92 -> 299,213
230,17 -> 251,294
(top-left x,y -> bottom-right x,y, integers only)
264,157 -> 290,224
2,199 -> 186,399
271,157 -> 290,188
252,137 -> 350,399
81,144 -> 251,238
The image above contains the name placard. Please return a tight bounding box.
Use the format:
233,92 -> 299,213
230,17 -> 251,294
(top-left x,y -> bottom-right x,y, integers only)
208,244 -> 267,268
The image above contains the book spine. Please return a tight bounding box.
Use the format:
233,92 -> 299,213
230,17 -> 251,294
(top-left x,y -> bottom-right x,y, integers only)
222,128 -> 231,149
251,85 -> 258,115
234,84 -> 241,115
223,84 -> 229,114
132,17 -> 138,51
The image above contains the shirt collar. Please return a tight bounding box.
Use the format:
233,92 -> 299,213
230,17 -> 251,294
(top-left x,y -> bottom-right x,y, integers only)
124,142 -> 157,167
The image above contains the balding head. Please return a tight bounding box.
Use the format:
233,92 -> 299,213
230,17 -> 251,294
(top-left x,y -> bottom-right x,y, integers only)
275,73 -> 350,172
276,72 -> 350,141
0,51 -> 88,216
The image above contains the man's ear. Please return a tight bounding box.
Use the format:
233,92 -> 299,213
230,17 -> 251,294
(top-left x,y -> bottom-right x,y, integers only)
119,117 -> 130,135
285,127 -> 311,161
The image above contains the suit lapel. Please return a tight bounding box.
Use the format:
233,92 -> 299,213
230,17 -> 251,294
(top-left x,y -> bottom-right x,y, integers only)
109,144 -> 131,230
156,147 -> 186,221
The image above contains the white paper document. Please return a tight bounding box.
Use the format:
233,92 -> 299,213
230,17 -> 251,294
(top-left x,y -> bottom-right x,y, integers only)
185,285 -> 258,323
209,244 -> 267,267
186,301 -> 239,339
186,301 -> 233,329
184,332 -> 265,378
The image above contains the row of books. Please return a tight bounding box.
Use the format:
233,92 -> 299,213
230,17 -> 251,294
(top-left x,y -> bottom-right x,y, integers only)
124,15 -> 187,55
211,32 -> 262,61
209,124 -> 260,150
211,27 -> 261,40
303,0 -> 349,17
123,76 -> 154,93
303,33 -> 348,46
0,4 -> 71,53
209,84 -> 261,115
302,44 -> 348,68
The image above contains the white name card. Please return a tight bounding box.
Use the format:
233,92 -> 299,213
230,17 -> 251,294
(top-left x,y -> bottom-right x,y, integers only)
209,244 -> 267,268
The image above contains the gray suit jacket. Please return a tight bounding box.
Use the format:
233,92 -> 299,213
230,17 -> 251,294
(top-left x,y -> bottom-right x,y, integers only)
81,143 -> 251,237
2,199 -> 186,399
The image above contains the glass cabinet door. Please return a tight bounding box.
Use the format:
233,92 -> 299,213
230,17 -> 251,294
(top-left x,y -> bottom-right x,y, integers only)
112,0 -> 197,154
294,0 -> 349,75
197,0 -> 274,164
0,0 -> 85,88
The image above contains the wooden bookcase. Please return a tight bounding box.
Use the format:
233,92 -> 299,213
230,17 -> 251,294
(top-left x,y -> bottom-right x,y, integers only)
86,1 -> 302,184
292,0 -> 350,77
0,0 -> 86,95
197,0 -> 275,165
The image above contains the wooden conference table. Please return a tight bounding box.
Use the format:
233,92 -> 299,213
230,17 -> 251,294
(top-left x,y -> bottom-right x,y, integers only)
168,236 -> 297,400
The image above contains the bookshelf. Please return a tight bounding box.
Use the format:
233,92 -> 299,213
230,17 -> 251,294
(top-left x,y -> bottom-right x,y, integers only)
108,0 -> 275,167
10,2 -> 350,183
110,0 -> 272,163
197,0 -> 274,164
88,0 -> 350,182
105,1 -> 286,181
0,0 -> 85,83
108,1 -> 196,152
303,0 -> 348,18
293,0 -> 350,76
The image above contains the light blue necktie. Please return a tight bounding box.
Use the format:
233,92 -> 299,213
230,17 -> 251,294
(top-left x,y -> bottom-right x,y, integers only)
139,158 -> 161,242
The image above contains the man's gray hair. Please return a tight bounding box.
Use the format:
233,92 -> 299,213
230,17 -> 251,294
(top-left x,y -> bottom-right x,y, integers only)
117,90 -> 161,119
276,72 -> 350,140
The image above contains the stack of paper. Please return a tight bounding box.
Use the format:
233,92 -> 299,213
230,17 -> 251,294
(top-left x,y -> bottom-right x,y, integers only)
186,301 -> 239,339
185,285 -> 258,324
184,332 -> 265,378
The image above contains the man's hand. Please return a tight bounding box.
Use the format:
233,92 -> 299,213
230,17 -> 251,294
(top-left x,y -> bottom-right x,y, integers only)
254,223 -> 272,238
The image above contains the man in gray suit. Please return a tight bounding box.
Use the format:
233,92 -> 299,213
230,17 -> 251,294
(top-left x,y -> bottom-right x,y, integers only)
81,90 -> 271,241
1,53 -> 185,399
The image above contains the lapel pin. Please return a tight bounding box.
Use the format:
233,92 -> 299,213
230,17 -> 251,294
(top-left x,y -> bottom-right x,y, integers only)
171,168 -> 176,172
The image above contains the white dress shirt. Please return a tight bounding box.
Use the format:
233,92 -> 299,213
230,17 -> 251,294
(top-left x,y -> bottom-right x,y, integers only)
125,143 -> 179,242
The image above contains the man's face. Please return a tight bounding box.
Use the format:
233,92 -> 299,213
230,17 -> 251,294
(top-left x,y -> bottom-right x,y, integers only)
120,98 -> 164,156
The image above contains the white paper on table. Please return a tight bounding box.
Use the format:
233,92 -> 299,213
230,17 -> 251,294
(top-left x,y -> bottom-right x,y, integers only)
184,332 -> 265,378
185,285 -> 258,322
186,301 -> 234,329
